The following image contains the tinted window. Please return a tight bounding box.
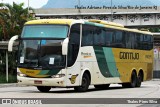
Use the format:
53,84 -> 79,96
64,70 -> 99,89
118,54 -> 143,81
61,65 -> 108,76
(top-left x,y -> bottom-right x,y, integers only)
94,27 -> 106,46
131,33 -> 153,50
135,33 -> 141,49
125,32 -> 132,49
114,31 -> 125,48
81,24 -> 153,50
105,30 -> 113,47
82,25 -> 94,46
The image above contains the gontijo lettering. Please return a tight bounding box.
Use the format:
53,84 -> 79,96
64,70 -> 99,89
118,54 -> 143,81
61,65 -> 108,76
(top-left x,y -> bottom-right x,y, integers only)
119,52 -> 139,60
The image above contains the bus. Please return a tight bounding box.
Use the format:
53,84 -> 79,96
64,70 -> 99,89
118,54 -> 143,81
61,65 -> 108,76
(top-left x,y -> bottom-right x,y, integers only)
8,19 -> 153,92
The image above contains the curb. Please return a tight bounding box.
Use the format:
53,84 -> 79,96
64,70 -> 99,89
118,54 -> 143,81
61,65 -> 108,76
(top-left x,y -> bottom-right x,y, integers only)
0,83 -> 27,88
152,79 -> 160,81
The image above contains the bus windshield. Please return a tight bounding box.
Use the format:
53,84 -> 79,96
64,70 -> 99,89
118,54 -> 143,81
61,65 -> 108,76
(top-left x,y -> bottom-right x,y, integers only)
21,25 -> 68,38
18,39 -> 66,69
18,24 -> 69,69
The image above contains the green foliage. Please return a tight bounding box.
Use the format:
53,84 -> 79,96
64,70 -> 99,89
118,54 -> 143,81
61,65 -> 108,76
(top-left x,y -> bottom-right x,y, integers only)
149,27 -> 160,32
0,51 -> 5,73
0,51 -> 17,77
0,72 -> 17,83
0,2 -> 34,40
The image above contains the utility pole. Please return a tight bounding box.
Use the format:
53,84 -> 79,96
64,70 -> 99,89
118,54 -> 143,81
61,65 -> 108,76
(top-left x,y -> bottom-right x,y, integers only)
28,0 -> 30,18
111,0 -> 113,22
78,0 -> 81,13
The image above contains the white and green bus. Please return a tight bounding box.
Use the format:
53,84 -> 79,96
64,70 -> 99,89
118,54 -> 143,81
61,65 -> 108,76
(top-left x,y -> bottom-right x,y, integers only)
8,19 -> 153,92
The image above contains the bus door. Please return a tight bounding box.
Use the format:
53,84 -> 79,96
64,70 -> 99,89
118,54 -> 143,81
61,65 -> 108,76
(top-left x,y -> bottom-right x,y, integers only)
66,24 -> 81,86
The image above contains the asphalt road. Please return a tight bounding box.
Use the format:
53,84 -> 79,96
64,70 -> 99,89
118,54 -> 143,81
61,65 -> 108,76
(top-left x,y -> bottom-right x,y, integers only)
0,80 -> 160,107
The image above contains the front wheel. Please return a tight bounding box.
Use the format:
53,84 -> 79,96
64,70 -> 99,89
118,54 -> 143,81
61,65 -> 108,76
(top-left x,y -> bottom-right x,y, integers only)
74,73 -> 90,92
37,86 -> 51,92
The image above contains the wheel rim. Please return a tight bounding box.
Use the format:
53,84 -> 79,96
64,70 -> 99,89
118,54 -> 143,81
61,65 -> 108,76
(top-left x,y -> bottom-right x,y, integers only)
74,73 -> 90,92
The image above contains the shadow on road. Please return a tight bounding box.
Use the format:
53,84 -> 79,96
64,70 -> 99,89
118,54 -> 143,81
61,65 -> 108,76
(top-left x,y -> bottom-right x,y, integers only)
49,87 -> 123,93
21,83 -> 150,93
30,85 -> 147,93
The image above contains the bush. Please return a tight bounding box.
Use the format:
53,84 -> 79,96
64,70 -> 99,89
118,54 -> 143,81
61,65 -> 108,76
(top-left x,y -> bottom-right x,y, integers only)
0,72 -> 17,83
0,51 -> 17,83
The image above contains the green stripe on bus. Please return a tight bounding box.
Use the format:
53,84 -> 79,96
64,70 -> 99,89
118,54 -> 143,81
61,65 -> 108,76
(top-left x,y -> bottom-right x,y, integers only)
38,70 -> 49,75
94,46 -> 120,77
47,69 -> 61,75
38,69 -> 60,75
103,47 -> 120,77
94,46 -> 111,77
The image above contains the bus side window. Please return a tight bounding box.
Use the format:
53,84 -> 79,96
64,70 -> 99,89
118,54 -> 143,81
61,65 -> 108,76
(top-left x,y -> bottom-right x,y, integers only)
130,33 -> 135,49
105,30 -> 113,47
144,35 -> 152,50
125,32 -> 135,49
82,25 -> 94,46
135,33 -> 140,49
139,34 -> 144,50
94,27 -> 103,46
115,31 -> 125,48
149,35 -> 153,50
125,32 -> 132,49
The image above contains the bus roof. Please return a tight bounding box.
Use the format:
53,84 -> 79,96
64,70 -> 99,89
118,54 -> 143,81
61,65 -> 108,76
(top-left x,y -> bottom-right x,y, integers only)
87,19 -> 152,35
25,19 -> 76,25
25,19 -> 152,35
89,19 -> 124,28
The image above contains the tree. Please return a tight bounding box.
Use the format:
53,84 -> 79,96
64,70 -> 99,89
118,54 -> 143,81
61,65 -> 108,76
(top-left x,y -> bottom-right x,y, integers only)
0,2 -> 34,82
0,2 -> 34,40
149,27 -> 160,32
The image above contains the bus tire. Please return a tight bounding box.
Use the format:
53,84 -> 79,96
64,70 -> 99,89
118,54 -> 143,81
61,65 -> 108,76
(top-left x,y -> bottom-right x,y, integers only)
37,86 -> 51,92
136,72 -> 143,87
122,71 -> 137,88
130,71 -> 137,88
94,84 -> 110,89
74,73 -> 90,92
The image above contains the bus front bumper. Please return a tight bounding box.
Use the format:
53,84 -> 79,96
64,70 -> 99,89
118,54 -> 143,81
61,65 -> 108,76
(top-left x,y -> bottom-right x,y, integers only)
17,76 -> 66,87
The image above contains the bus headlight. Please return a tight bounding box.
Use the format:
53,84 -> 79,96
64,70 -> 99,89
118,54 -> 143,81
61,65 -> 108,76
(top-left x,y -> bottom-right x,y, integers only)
17,71 -> 27,77
51,74 -> 65,78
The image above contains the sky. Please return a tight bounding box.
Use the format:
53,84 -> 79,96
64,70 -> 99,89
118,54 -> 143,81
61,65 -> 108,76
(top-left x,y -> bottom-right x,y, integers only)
0,0 -> 48,8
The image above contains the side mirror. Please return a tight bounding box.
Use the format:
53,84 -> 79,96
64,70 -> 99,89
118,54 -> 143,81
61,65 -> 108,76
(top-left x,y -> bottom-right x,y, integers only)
62,38 -> 69,55
8,35 -> 19,52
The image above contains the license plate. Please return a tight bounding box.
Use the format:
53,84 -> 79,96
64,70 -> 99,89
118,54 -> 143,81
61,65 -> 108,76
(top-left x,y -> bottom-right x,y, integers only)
34,80 -> 42,84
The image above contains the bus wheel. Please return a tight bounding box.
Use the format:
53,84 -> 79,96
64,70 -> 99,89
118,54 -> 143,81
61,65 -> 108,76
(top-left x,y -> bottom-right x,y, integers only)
136,72 -> 143,87
122,72 -> 137,88
74,73 -> 90,92
37,86 -> 51,92
130,71 -> 137,88
94,84 -> 110,89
